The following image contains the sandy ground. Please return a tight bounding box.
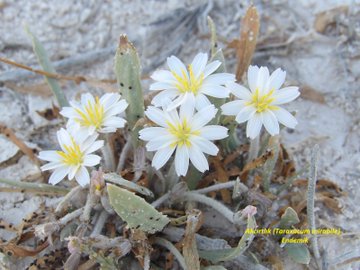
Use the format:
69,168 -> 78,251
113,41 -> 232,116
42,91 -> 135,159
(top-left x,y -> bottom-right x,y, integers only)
0,0 -> 359,269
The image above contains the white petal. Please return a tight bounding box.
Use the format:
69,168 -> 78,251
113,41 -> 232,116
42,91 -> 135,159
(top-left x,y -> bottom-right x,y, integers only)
38,151 -> 61,162
83,154 -> 101,167
151,70 -> 175,82
57,128 -> 72,152
100,127 -> 117,133
200,85 -> 230,98
73,128 -> 93,145
104,99 -> 128,116
84,140 -> 104,154
199,125 -> 228,140
103,116 -> 127,129
202,73 -> 235,86
151,89 -> 179,107
166,108 -> 181,124
180,93 -> 195,122
195,93 -> 211,111
257,66 -> 270,94
221,100 -> 244,116
272,87 -> 300,105
75,166 -> 90,187
266,68 -> 286,92
100,93 -> 120,109
81,93 -> 95,106
191,136 -> 218,156
191,53 -> 208,79
166,93 -> 188,111
139,127 -> 169,141
41,161 -> 63,171
167,56 -> 188,78
152,146 -> 176,170
81,133 -> 99,152
146,135 -> 175,151
175,145 -> 189,176
60,107 -> 77,118
203,60 -> 221,78
145,106 -> 168,127
189,145 -> 209,173
192,105 -> 217,129
272,107 -> 298,128
48,166 -> 70,185
227,82 -> 252,100
235,106 -> 257,123
150,82 -> 175,91
247,65 -> 259,92
261,111 -> 280,136
246,113 -> 263,139
68,165 -> 79,180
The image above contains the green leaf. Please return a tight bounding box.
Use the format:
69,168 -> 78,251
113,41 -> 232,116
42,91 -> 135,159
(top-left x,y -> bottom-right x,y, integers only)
285,243 -> 311,265
107,184 -> 169,233
279,207 -> 300,228
114,35 -> 144,148
104,173 -> 153,197
198,214 -> 256,263
24,26 -> 68,107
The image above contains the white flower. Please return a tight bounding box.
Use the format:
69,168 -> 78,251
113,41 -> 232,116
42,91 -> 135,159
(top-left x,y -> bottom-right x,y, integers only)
38,128 -> 104,186
60,93 -> 128,135
139,100 -> 228,176
150,52 -> 235,111
221,66 -> 300,139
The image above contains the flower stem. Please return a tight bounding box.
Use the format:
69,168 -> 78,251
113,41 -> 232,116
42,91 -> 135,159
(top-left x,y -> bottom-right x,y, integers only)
182,192 -> 234,223
194,181 -> 236,194
0,178 -> 69,195
101,134 -> 115,171
152,237 -> 187,270
166,161 -> 179,191
184,165 -> 202,190
90,210 -> 109,236
116,137 -> 132,172
247,136 -> 260,164
307,144 -> 321,266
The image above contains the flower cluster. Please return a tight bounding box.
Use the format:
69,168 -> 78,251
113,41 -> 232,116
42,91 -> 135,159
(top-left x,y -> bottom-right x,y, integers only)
39,93 -> 128,186
39,52 -> 299,186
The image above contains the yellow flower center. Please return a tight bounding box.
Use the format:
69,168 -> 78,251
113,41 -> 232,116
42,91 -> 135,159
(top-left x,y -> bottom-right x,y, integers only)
246,88 -> 278,112
172,64 -> 204,94
57,138 -> 84,166
167,119 -> 199,147
75,96 -> 104,129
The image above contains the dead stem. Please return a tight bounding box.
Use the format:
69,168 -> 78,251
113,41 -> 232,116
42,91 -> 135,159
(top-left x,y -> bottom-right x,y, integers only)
55,185 -> 83,213
0,178 -> 69,196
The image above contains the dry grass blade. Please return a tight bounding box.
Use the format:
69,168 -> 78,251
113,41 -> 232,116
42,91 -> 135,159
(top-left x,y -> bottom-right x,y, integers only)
0,124 -> 38,164
0,241 -> 49,257
183,210 -> 203,270
212,157 -> 232,203
235,5 -> 260,81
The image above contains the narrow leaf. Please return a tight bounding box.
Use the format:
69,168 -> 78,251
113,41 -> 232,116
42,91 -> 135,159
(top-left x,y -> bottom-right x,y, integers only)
198,212 -> 256,263
25,26 -> 68,107
104,173 -> 153,197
